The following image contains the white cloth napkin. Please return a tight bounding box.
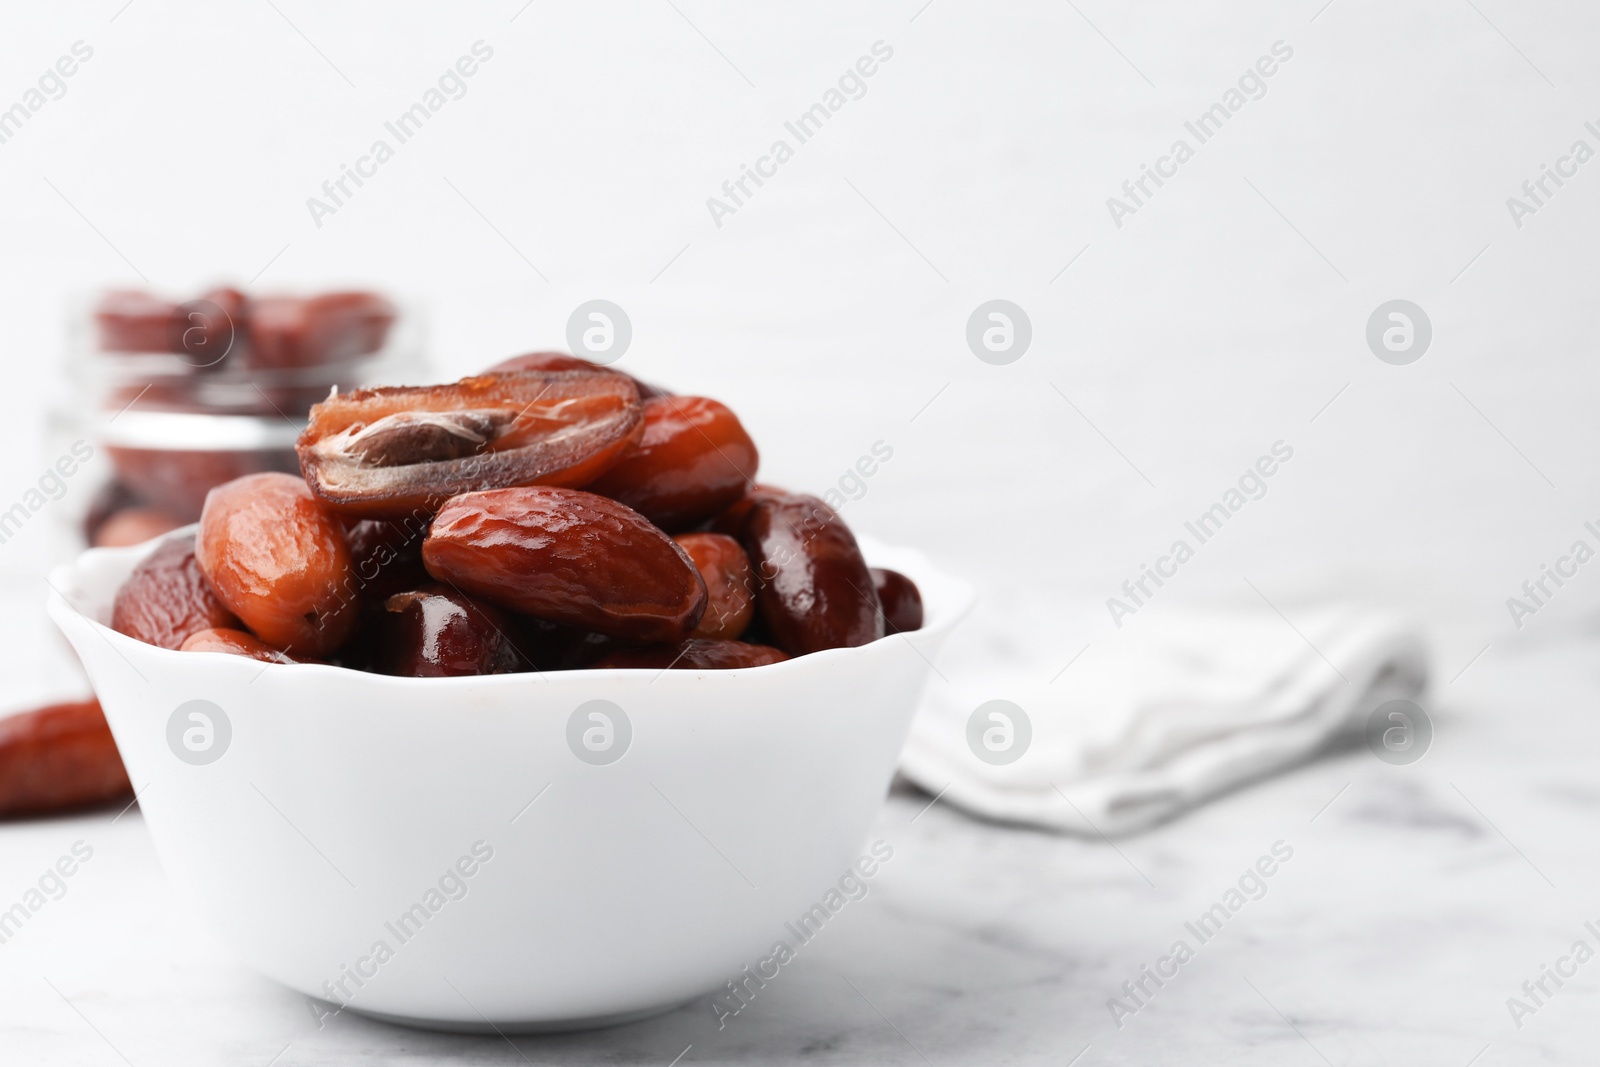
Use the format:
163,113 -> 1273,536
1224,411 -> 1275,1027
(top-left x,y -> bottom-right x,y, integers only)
899,605 -> 1429,837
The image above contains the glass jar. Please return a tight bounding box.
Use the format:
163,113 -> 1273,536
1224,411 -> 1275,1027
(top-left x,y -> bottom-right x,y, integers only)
56,285 -> 425,547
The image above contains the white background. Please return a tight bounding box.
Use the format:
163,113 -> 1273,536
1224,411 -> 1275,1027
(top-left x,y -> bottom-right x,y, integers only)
1,0 -> 1596,699
5,5 -> 1600,1065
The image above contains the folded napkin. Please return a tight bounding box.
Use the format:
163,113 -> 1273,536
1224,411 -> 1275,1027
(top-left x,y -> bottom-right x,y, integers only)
899,605 -> 1428,837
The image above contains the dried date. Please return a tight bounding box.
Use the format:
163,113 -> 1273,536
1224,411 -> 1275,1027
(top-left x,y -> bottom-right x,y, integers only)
371,585 -> 525,677
180,627 -> 303,663
297,371 -> 643,518
871,567 -> 924,634
741,493 -> 882,654
675,532 -> 754,640
587,396 -> 759,531
423,486 -> 706,642
0,699 -> 132,819
111,534 -> 240,650
195,472 -> 358,656
485,350 -> 668,399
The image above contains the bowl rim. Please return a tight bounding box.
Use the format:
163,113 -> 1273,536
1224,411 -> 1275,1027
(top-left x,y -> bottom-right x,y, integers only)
48,526 -> 975,689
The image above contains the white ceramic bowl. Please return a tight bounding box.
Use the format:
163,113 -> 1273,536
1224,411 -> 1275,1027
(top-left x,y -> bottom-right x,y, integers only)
47,531 -> 971,1032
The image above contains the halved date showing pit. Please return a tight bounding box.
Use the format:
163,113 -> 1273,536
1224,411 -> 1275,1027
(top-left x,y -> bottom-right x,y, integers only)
297,371 -> 644,519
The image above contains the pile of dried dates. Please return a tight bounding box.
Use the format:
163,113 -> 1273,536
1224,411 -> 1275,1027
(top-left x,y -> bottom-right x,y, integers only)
108,354 -> 924,676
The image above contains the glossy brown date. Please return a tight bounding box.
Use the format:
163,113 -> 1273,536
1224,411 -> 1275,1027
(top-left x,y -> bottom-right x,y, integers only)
423,487 -> 707,642
587,396 -> 759,531
371,585 -> 524,677
486,350 -> 669,400
871,567 -> 924,634
742,493 -> 883,655
0,699 -> 132,819
297,371 -> 643,519
111,534 -> 240,650
595,639 -> 789,670
675,532 -> 754,640
181,627 -> 303,663
195,472 -> 358,656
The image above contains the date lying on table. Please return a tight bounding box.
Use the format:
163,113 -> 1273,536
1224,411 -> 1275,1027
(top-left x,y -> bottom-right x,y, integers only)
108,354 -> 923,675
0,700 -> 131,819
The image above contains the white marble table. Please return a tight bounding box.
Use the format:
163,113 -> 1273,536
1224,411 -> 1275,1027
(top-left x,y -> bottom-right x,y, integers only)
3,636 -> 1594,1065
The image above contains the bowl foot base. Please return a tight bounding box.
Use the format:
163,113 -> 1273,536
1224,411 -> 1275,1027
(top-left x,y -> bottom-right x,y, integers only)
346,997 -> 694,1035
